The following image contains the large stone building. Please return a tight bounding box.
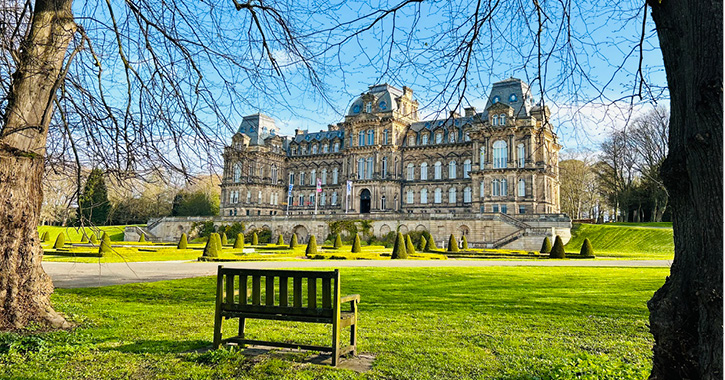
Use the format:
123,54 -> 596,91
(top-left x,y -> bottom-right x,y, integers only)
143,78 -> 570,250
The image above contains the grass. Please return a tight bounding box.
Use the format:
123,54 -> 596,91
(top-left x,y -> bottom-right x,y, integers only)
564,223 -> 674,260
0,266 -> 665,379
38,225 -> 132,242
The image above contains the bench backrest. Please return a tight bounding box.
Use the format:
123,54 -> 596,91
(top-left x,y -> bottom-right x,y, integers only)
216,266 -> 340,319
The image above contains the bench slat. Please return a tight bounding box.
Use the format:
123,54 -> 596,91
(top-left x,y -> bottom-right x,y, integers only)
279,277 -> 288,307
322,278 -> 331,309
293,277 -> 302,308
265,276 -> 275,306
308,277 -> 317,309
221,309 -> 334,322
219,268 -> 337,280
252,275 -> 261,305
225,274 -> 235,305
240,275 -> 247,305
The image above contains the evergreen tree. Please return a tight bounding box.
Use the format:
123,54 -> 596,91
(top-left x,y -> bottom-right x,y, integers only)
277,235 -> 284,245
417,236 -> 427,251
579,238 -> 595,257
405,234 -> 416,255
289,233 -> 298,248
351,234 -> 362,253
461,235 -> 468,250
53,234 -> 65,249
78,168 -> 110,225
252,232 -> 259,245
447,234 -> 459,252
540,236 -> 552,253
333,233 -> 342,248
177,233 -> 188,249
234,233 -> 245,249
305,235 -> 318,256
138,233 -> 146,242
550,236 -> 566,259
221,232 -> 228,246
391,232 -> 407,259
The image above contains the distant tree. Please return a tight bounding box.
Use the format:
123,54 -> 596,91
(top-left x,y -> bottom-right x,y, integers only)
549,236 -> 566,259
391,232 -> 407,259
78,168 -> 110,225
177,233 -> 188,249
447,234 -> 459,252
305,235 -> 318,256
540,237 -> 552,253
351,234 -> 362,253
171,190 -> 219,217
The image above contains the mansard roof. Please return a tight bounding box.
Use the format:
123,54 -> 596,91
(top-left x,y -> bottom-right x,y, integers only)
292,130 -> 345,143
347,83 -> 403,116
408,116 -> 476,133
482,77 -> 535,118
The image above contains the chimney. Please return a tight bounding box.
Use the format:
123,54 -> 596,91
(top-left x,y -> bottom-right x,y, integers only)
449,110 -> 460,119
295,129 -> 304,136
464,107 -> 476,117
402,86 -> 413,97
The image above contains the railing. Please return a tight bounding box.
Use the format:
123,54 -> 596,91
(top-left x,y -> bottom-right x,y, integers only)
488,230 -> 524,248
496,212 -> 531,229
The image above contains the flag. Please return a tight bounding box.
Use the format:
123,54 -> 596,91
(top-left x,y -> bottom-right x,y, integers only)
288,184 -> 293,193
346,180 -> 352,194
316,178 -> 322,193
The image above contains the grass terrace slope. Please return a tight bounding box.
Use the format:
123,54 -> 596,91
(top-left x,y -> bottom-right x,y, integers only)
565,223 -> 674,259
38,225 -> 130,241
0,266 -> 664,379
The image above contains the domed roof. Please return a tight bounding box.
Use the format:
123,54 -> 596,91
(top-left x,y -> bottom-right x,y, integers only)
347,84 -> 403,116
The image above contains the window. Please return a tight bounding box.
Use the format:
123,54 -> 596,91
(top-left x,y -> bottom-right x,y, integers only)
379,101 -> 387,110
270,192 -> 274,205
492,204 -> 499,213
381,195 -> 386,210
312,145 -> 318,154
518,179 -> 526,197
501,178 -> 508,196
480,181 -> 485,198
519,205 -> 526,214
517,143 -> 525,167
434,188 -> 442,203
492,115 -> 498,126
449,187 -> 457,203
492,95 -> 500,103
501,204 -> 508,214
407,163 -> 414,180
233,164 -> 242,183
464,187 -> 472,203
493,140 -> 508,168
332,191 -> 338,205
334,142 -> 339,152
421,133 -> 429,145
435,133 -> 443,144
434,161 -> 442,180
449,160 -> 457,179
509,93 -> 518,102
480,146 -> 486,166
420,162 -> 428,180
465,132 -> 471,142
332,168 -> 339,184
383,130 -> 389,145
408,135 -> 415,146
382,157 -> 388,178
309,193 -> 315,205
492,179 -> 500,196
368,130 -> 374,145
322,144 -> 328,154
500,114 -> 506,125
322,169 -> 327,185
259,166 -> 264,177
258,190 -> 262,203
310,169 -> 316,185
449,131 -> 455,143
298,194 -> 304,206
247,191 -> 251,203
357,158 -> 365,179
366,102 -> 372,113
271,165 -> 278,183
366,157 -> 374,179
406,190 -> 414,204
463,160 -> 471,178
358,131 -> 365,146
352,104 -> 360,114
320,192 -> 326,206
421,189 -> 428,204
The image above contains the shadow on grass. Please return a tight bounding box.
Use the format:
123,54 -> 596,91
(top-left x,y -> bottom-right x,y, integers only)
110,339 -> 210,354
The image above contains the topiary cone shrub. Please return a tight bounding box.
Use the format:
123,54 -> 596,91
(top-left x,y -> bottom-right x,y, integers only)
549,235 -> 566,259
234,233 -> 245,249
351,234 -> 362,253
178,233 -> 188,249
405,234 -> 416,255
53,234 -> 65,249
101,232 -> 111,246
540,236 -> 552,253
139,233 -> 146,242
90,234 -> 99,245
289,233 -> 298,249
80,234 -> 89,243
221,233 -> 228,246
40,231 -> 49,242
447,234 -> 459,252
424,233 -> 438,252
461,235 -> 468,250
215,233 -> 223,252
276,235 -> 284,245
391,232 -> 407,259
579,238 -> 595,257
203,233 -> 220,257
334,234 -> 342,249
252,232 -> 259,246
305,235 -> 318,256
417,236 -> 427,251
99,236 -> 113,255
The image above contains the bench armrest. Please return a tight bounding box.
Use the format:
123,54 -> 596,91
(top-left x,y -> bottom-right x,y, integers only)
340,294 -> 360,304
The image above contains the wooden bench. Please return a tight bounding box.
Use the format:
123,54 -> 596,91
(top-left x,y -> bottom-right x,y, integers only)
213,266 -> 360,366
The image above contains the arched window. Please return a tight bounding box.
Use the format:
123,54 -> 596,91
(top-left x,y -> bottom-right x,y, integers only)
407,163 -> 415,180
358,131 -> 365,146
449,187 -> 457,203
271,165 -> 278,183
434,161 -> 442,179
420,162 -> 428,180
321,168 -> 327,185
465,132 -> 471,141
309,193 -> 315,205
518,179 -> 526,197
480,146 -> 486,166
383,130 -> 389,145
517,143 -> 526,168
500,114 -> 506,125
406,190 -> 414,204
501,178 -> 508,196
492,179 -> 500,196
434,188 -> 442,203
365,102 -> 372,113
332,191 -> 338,205
368,130 -> 375,145
332,168 -> 339,184
421,188 -> 428,204
421,133 -> 429,145
449,130 -> 456,143
449,160 -> 457,179
299,172 -> 305,185
480,181 -> 485,198
357,158 -> 365,179
493,140 -> 508,168
492,115 -> 498,126
310,169 -> 316,185
312,145 -> 318,154
463,160 -> 471,178
366,157 -> 373,179
381,195 -> 387,210
233,163 -> 242,183
464,187 -> 472,203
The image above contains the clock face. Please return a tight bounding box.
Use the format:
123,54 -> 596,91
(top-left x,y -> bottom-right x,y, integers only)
492,96 -> 500,103
509,94 -> 518,102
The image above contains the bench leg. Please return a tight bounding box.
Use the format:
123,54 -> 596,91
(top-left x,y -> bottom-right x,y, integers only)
332,320 -> 340,366
238,317 -> 246,346
350,321 -> 357,356
213,311 -> 223,349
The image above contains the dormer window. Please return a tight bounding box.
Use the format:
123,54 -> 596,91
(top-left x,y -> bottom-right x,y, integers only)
492,96 -> 500,104
509,93 -> 517,102
408,135 -> 415,146
379,101 -> 387,110
352,104 -> 361,114
492,115 -> 498,126
333,142 -> 339,152
500,114 -> 506,125
365,102 -> 372,113
421,133 -> 429,145
435,132 -> 443,144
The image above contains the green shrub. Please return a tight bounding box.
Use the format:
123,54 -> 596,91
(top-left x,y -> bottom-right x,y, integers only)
351,234 -> 362,253
90,234 -> 99,245
461,235 -> 468,250
80,234 -> 88,243
99,236 -> 112,255
53,234 -> 65,249
277,235 -> 284,245
580,238 -> 595,257
221,233 -> 228,246
424,233 -> 438,251
391,232 -> 407,259
540,236 -> 552,253
406,234 -> 416,254
333,233 -> 342,248
417,236 -> 427,251
447,234 -> 459,252
550,235 -> 566,259
214,233 -> 223,251
203,233 -> 220,257
138,233 -> 146,242
251,232 -> 259,246
177,233 -> 188,249
40,231 -> 49,242
305,235 -> 318,256
234,233 -> 244,249
289,233 -> 298,248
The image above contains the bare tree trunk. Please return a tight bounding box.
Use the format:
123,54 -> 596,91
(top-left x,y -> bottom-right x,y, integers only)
0,0 -> 75,330
647,0 -> 722,378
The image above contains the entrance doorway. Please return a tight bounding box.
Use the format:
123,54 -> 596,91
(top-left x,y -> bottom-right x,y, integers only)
360,189 -> 371,213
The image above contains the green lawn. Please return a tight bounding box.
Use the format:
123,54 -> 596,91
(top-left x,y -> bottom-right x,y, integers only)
0,266 -> 665,379
564,223 -> 674,259
38,225 -> 132,242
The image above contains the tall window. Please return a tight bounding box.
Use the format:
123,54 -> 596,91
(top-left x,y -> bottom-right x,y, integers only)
434,161 -> 442,179
381,195 -> 386,210
407,163 -> 414,180
310,169 -> 316,185
312,145 -> 318,154
435,133 -> 443,144
309,193 -> 315,205
501,178 -> 508,196
492,179 -> 500,196
368,130 -> 374,145
420,162 -> 428,180
332,168 -> 339,184
493,140 -> 508,168
420,188 -> 428,204
382,157 -> 388,178
408,135 -> 415,146
358,131 -> 365,146
357,158 -> 365,179
321,168 -> 327,185
464,187 -> 472,203
332,191 -> 338,205
421,133 -> 429,145
366,157 -> 374,179
298,194 -> 304,206
271,165 -> 278,183
480,181 -> 485,198
449,160 -> 457,179
334,142 -> 339,152
492,115 -> 498,126
501,204 -> 508,214
320,192 -> 326,206
517,143 -> 526,167
300,172 -> 305,186
449,130 -> 456,143
463,160 -> 471,178
500,114 -> 506,125
383,130 -> 389,145
434,188 -> 442,203
406,190 -> 414,204
258,190 -> 262,203
479,146 -> 486,166
465,132 -> 471,142
449,187 -> 457,203
247,191 -> 251,203
233,163 -> 242,183
518,179 -> 526,197
322,144 -> 328,153
365,102 -> 372,113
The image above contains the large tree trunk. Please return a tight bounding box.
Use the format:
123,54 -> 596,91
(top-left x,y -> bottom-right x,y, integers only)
647,0 -> 723,378
0,0 -> 75,330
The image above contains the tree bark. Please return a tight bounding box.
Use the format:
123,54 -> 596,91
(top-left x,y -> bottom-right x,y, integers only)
0,0 -> 76,330
647,0 -> 723,378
